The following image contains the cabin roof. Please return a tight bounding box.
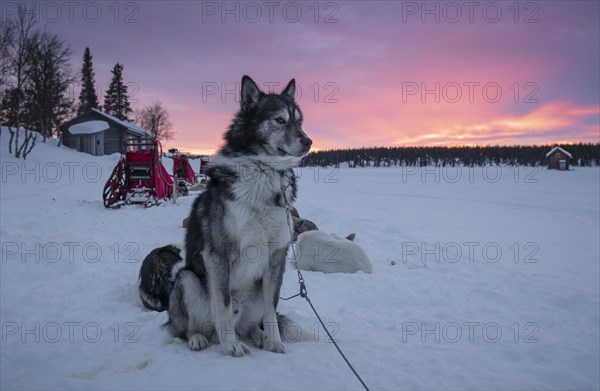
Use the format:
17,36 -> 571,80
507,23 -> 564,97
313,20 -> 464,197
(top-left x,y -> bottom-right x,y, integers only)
90,108 -> 152,138
68,120 -> 110,135
546,146 -> 572,158
61,109 -> 153,139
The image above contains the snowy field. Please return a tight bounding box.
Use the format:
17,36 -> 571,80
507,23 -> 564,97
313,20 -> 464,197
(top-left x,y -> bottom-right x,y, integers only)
1,131 -> 599,390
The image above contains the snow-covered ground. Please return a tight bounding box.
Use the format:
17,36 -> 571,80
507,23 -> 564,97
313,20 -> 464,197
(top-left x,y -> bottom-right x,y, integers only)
1,130 -> 599,390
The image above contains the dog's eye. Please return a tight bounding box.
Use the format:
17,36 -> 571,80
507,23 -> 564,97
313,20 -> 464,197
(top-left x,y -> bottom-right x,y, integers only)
275,118 -> 286,124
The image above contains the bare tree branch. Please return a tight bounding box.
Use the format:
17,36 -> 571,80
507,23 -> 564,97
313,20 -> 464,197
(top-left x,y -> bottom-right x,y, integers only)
5,4 -> 37,157
138,100 -> 174,142
0,19 -> 15,93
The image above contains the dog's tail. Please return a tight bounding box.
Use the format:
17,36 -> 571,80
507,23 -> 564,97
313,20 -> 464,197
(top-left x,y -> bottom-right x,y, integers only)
277,313 -> 315,342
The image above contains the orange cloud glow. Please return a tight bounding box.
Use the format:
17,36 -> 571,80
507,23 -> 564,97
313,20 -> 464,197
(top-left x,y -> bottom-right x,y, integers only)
393,102 -> 600,146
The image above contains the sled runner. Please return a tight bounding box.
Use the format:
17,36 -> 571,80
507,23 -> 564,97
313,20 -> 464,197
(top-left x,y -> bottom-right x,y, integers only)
103,139 -> 174,208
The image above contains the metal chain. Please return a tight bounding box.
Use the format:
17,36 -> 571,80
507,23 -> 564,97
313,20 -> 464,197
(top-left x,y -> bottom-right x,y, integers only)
279,176 -> 370,391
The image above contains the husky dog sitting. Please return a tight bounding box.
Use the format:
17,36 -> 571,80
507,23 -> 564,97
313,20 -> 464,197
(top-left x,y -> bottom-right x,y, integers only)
294,231 -> 373,274
166,76 -> 312,356
138,245 -> 183,312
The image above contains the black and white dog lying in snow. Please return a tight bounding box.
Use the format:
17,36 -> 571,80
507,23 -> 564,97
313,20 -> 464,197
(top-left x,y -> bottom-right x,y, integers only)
139,76 -> 311,356
138,245 -> 182,312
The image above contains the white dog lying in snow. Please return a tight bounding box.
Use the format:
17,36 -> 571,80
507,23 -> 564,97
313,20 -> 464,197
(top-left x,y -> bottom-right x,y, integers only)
293,231 -> 373,273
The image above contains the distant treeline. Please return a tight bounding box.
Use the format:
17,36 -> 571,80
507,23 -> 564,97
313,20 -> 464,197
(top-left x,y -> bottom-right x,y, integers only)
301,143 -> 600,167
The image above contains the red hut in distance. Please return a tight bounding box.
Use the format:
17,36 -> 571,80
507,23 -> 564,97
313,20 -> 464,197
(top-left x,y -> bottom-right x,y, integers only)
546,146 -> 572,170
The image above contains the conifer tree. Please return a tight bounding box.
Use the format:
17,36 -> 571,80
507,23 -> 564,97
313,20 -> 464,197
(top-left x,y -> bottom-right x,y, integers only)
103,63 -> 131,121
77,47 -> 99,114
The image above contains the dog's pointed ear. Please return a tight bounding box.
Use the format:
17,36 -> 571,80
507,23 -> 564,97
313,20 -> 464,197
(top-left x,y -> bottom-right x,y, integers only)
345,233 -> 356,241
281,78 -> 296,100
241,75 -> 262,111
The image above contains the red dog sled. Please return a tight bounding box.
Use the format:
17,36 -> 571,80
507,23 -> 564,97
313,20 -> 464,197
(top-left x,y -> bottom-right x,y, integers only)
103,139 -> 174,208
172,154 -> 198,196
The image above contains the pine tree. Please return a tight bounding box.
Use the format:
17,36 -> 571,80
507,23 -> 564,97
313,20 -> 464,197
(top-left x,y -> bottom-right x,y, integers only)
103,63 -> 131,121
77,47 -> 99,114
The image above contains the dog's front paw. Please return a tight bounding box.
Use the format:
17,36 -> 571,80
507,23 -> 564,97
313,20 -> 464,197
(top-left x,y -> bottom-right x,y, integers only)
188,334 -> 209,351
263,341 -> 286,354
222,341 -> 251,357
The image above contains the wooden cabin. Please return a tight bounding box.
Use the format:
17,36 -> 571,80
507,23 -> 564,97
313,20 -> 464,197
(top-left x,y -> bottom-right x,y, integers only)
546,146 -> 572,170
59,109 -> 153,156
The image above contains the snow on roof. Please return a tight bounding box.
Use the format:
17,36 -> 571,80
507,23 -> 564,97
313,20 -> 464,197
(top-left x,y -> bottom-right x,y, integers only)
68,120 -> 109,135
546,146 -> 572,158
90,108 -> 153,138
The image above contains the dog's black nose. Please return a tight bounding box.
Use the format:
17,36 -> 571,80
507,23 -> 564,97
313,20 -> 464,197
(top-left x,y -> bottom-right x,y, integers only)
302,137 -> 313,147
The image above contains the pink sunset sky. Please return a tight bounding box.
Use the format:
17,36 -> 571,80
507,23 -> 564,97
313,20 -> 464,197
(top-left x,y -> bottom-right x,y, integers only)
6,0 -> 599,154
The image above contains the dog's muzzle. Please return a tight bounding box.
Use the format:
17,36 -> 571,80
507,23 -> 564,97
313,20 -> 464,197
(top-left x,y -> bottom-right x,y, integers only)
300,136 -> 312,154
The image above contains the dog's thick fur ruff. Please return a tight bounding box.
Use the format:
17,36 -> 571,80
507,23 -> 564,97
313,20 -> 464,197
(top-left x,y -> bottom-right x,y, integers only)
166,76 -> 312,356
